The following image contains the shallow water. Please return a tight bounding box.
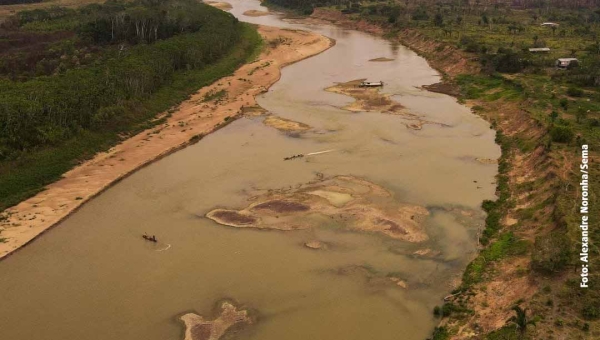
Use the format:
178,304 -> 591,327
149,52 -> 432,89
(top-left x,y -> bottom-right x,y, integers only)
0,1 -> 500,339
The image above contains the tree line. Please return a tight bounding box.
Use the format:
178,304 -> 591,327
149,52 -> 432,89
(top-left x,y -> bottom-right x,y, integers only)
0,0 -> 42,5
0,0 -> 244,157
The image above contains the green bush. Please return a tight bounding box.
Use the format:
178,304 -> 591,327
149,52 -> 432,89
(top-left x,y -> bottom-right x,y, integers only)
549,125 -> 574,143
531,231 -> 572,274
433,305 -> 441,317
567,87 -> 584,97
431,327 -> 450,340
559,98 -> 569,109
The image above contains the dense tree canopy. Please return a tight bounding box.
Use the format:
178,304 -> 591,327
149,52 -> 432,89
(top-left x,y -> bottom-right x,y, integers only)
0,0 -> 244,156
0,0 -> 42,5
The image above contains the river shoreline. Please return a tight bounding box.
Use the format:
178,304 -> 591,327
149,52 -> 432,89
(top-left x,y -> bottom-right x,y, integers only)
301,7 -> 550,338
0,25 -> 334,260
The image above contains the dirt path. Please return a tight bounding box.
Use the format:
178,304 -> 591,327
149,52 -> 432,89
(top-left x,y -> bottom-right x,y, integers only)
0,25 -> 334,260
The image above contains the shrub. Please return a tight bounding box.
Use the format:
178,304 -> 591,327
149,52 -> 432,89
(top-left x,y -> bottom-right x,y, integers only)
567,87 -> 583,97
531,232 -> 572,274
549,126 -> 574,143
431,327 -> 450,340
559,98 -> 569,109
482,48 -> 525,73
433,305 -> 441,317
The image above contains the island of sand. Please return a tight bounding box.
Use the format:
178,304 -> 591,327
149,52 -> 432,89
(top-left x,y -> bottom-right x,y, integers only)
262,115 -> 311,132
325,79 -> 449,130
0,26 -> 334,259
243,9 -> 270,17
206,175 -> 429,243
204,1 -> 232,11
369,57 -> 394,62
180,301 -> 251,340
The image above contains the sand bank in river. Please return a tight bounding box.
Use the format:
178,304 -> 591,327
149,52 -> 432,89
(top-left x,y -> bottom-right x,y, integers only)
369,57 -> 394,62
180,301 -> 251,340
263,115 -> 311,132
0,26 -> 334,259
325,79 -> 450,130
243,9 -> 270,16
206,175 -> 429,243
204,1 -> 232,11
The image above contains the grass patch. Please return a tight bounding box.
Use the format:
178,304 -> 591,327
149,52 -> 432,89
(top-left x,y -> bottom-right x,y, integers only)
202,89 -> 227,102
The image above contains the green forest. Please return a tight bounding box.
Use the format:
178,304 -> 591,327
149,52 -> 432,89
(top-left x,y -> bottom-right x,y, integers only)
0,0 -> 42,5
0,0 -> 261,210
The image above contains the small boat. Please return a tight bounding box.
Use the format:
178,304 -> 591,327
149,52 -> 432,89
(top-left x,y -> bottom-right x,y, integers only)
142,233 -> 157,243
284,154 -> 304,161
359,81 -> 384,88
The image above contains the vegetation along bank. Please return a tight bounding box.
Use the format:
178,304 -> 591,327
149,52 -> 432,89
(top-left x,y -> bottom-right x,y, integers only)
0,0 -> 259,211
263,0 -> 600,338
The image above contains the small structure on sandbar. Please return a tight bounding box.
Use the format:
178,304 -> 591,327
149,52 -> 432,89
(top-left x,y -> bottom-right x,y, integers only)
358,81 -> 384,88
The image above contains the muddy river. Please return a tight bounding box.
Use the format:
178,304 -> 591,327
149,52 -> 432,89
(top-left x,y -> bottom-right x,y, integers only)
0,1 -> 500,339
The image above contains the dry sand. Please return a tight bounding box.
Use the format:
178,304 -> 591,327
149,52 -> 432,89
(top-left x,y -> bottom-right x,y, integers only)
325,79 -> 449,130
0,25 -> 334,260
206,175 -> 430,243
180,301 -> 251,340
263,115 -> 311,132
243,9 -> 270,17
204,1 -> 232,11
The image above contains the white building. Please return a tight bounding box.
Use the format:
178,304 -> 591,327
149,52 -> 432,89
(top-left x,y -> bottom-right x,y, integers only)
555,58 -> 579,69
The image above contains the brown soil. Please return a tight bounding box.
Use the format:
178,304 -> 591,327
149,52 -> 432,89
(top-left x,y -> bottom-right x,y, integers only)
421,82 -> 461,97
210,210 -> 257,225
206,175 -> 430,242
252,200 -> 310,213
180,301 -> 251,340
0,25 -> 334,260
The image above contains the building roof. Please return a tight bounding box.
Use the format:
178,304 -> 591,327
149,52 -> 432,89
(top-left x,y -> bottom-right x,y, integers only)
541,22 -> 559,26
529,47 -> 550,52
557,58 -> 579,62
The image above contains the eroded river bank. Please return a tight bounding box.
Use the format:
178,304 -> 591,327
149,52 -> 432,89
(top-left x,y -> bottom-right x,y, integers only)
0,1 -> 500,339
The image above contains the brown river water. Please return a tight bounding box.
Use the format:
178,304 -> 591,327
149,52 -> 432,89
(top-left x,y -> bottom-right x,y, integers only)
0,1 -> 500,339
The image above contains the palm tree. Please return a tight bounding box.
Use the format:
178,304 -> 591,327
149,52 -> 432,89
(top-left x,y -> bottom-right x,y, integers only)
507,305 -> 536,338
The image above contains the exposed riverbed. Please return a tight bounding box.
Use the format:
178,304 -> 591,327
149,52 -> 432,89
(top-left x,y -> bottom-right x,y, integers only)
0,1 -> 500,339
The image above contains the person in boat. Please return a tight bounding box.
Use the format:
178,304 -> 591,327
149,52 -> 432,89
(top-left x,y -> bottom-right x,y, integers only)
142,233 -> 157,242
